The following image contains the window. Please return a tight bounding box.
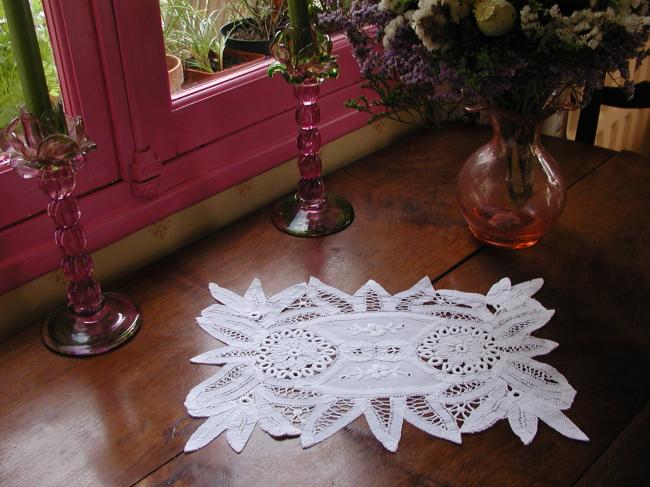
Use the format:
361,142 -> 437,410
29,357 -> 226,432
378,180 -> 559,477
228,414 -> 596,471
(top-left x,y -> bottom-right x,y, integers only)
0,0 -> 368,293
160,0 -> 274,95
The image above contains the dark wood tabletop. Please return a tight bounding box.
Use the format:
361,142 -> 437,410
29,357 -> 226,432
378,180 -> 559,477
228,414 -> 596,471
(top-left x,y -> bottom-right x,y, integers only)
1,125 -> 648,487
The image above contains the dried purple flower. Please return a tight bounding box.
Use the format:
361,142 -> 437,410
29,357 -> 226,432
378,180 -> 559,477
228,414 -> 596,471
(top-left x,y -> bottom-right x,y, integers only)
321,0 -> 650,121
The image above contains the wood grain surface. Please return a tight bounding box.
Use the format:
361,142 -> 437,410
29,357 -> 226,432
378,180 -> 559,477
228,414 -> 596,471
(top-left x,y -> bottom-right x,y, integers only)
1,126 -> 647,487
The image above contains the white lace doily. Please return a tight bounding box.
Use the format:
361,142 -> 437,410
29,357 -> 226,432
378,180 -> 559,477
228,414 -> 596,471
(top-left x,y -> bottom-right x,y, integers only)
185,277 -> 588,453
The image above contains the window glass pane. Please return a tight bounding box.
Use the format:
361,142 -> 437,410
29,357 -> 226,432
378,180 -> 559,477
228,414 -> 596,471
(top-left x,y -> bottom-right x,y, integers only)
160,0 -> 286,95
0,0 -> 59,127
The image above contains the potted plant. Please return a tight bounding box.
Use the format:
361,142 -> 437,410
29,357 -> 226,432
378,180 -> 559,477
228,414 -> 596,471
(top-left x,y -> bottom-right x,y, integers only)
161,0 -> 263,88
221,0 -> 288,54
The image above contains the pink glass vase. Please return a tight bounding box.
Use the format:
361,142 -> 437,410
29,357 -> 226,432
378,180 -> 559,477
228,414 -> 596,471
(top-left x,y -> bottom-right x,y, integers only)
268,27 -> 354,237
1,109 -> 141,356
458,108 -> 566,249
271,81 -> 354,236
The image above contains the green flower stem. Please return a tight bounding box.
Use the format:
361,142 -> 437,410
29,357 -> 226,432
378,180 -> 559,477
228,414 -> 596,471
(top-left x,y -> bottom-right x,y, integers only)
2,0 -> 51,118
503,122 -> 535,207
287,0 -> 311,52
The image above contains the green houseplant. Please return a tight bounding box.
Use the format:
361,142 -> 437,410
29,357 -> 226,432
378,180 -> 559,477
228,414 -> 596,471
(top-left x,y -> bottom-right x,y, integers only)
161,0 -> 264,87
162,0 -> 228,73
221,0 -> 288,54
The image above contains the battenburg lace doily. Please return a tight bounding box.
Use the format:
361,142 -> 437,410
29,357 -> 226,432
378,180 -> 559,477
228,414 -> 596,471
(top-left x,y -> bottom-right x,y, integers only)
184,277 -> 588,453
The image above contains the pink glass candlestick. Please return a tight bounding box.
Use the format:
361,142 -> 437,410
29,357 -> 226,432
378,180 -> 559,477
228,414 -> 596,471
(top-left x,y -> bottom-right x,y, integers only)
1,108 -> 141,356
271,81 -> 353,236
268,27 -> 354,236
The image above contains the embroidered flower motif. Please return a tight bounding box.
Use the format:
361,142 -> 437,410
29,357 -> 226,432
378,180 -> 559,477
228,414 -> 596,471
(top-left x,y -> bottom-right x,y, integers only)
340,363 -> 411,380
256,329 -> 338,379
347,321 -> 404,337
417,325 -> 500,374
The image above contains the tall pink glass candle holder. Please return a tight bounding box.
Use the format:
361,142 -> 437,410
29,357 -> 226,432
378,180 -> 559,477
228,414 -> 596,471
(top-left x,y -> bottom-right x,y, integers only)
268,27 -> 354,237
1,108 -> 141,356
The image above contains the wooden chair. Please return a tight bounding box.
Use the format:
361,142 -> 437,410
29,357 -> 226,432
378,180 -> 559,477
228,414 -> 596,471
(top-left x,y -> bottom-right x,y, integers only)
575,81 -> 650,144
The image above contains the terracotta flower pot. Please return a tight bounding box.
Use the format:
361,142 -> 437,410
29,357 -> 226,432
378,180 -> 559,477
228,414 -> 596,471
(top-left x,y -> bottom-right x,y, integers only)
166,54 -> 184,93
182,48 -> 265,88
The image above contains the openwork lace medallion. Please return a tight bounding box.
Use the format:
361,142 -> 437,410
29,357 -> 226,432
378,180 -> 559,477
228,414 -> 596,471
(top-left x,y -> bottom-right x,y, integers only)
185,277 -> 588,452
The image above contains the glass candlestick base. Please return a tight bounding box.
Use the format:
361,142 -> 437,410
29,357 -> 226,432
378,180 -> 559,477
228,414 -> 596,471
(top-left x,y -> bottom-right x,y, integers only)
272,193 -> 354,237
268,28 -> 354,237
43,292 -> 141,357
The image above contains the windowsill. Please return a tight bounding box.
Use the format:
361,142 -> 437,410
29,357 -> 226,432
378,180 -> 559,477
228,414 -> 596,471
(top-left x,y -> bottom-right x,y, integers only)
0,120 -> 414,339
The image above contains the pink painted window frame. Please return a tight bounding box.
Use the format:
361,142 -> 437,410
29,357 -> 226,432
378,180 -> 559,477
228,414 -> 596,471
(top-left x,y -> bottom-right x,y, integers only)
0,0 -> 369,294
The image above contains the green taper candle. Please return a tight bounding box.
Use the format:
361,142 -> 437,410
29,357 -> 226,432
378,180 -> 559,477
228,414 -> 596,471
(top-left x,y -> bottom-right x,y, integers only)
2,0 -> 51,118
287,0 -> 312,53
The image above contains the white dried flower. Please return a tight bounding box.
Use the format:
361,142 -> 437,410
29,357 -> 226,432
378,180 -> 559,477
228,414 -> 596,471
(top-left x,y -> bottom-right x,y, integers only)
417,0 -> 438,13
520,5 -> 543,38
383,15 -> 407,48
411,0 -> 448,50
618,13 -> 650,32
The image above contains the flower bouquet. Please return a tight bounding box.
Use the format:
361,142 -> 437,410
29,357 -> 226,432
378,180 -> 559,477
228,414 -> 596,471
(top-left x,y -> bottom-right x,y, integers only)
321,0 -> 649,247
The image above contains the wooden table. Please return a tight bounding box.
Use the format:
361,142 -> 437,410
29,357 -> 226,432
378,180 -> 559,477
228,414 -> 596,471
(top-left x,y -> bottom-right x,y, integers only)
1,126 -> 648,487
